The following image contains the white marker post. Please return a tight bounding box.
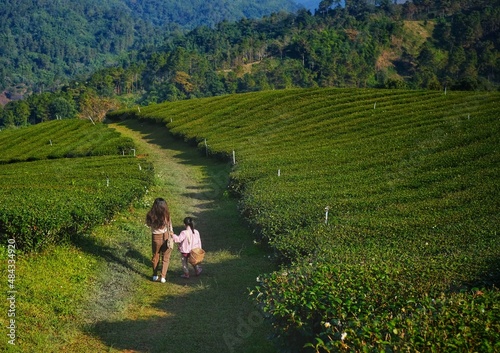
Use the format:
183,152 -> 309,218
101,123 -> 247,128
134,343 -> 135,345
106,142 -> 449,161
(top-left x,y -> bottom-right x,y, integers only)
325,206 -> 330,225
232,150 -> 236,165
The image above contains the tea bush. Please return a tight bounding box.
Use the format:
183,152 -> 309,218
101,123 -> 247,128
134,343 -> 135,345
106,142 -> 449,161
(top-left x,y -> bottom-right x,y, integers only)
0,120 -> 154,251
0,119 -> 135,163
252,262 -> 500,352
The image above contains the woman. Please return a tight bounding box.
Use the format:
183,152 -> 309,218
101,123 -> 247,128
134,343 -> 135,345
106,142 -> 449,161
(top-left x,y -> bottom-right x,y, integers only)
145,198 -> 174,283
172,217 -> 203,278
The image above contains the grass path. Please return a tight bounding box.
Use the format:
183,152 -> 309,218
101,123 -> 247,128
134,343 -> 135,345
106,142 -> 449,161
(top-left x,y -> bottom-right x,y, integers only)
72,119 -> 277,352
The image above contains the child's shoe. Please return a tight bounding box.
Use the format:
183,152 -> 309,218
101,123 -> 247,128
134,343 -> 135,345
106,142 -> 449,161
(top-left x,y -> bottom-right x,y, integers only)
195,267 -> 203,276
180,273 -> 190,279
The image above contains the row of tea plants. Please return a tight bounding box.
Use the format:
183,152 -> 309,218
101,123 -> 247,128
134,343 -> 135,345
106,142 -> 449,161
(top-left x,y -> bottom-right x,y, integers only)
0,119 -> 135,164
108,88 -> 500,351
0,119 -> 153,250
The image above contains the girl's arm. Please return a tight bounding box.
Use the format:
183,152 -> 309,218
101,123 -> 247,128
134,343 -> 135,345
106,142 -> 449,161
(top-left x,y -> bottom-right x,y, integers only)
172,230 -> 186,243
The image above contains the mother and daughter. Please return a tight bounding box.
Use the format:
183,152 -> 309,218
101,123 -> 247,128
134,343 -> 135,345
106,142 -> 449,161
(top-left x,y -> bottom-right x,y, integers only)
146,197 -> 203,282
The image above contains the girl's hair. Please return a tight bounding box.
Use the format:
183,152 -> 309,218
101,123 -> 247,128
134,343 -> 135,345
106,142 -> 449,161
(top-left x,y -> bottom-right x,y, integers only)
184,217 -> 195,233
146,198 -> 171,229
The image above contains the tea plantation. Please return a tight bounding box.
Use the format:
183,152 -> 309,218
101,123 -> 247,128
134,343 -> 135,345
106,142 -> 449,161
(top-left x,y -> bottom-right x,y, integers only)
109,88 -> 500,352
0,119 -> 153,250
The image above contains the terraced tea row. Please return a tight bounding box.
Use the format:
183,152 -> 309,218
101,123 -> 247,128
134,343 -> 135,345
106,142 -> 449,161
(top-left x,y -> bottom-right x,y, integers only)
0,120 -> 153,250
0,119 -> 135,163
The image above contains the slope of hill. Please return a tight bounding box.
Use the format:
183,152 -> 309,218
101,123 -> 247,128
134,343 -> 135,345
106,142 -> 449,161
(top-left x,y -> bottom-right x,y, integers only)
80,0 -> 499,107
108,87 -> 500,351
0,119 -> 153,250
0,0 -> 300,96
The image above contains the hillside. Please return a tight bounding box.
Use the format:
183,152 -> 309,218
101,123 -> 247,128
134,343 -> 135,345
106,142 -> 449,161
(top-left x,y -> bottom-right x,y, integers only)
0,88 -> 498,351
0,118 -> 274,352
2,0 -> 498,129
0,0 -> 300,97
0,119 -> 153,250
109,87 -> 500,351
80,0 -> 500,106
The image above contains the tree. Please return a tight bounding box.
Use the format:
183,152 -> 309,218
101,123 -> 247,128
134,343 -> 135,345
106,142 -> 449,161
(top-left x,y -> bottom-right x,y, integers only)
203,71 -> 226,96
27,92 -> 52,124
173,71 -> 195,95
1,109 -> 15,128
13,101 -> 30,126
48,97 -> 77,120
78,91 -> 120,122
318,0 -> 335,16
447,46 -> 466,77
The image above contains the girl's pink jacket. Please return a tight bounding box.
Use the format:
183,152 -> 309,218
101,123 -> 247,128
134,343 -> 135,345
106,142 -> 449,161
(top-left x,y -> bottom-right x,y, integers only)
173,229 -> 202,254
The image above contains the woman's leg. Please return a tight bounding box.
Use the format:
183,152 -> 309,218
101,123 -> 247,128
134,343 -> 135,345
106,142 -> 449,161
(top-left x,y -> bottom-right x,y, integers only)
151,234 -> 163,279
160,246 -> 173,280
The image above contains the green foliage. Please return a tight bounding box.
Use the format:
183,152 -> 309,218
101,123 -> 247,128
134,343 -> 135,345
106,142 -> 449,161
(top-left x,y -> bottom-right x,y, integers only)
82,1 -> 499,107
0,0 -> 300,93
5,0 -> 498,115
116,87 -> 500,351
252,263 -> 500,352
0,120 -> 154,251
48,97 -> 77,120
0,88 -> 103,128
0,119 -> 135,163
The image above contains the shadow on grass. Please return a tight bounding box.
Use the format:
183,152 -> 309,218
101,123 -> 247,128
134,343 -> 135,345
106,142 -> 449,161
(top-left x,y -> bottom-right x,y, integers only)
74,235 -> 152,281
80,119 -> 277,353
89,258 -> 273,353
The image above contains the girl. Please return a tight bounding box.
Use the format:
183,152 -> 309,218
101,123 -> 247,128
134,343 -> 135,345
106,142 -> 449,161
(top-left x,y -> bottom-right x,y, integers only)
146,198 -> 174,283
173,217 -> 202,278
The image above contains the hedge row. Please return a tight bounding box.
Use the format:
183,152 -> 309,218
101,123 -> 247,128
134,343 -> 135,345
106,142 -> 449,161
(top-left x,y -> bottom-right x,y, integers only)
0,120 -> 154,251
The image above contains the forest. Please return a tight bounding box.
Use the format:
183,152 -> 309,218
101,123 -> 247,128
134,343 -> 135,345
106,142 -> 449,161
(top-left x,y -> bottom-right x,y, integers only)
1,0 -> 499,128
0,0 -> 301,95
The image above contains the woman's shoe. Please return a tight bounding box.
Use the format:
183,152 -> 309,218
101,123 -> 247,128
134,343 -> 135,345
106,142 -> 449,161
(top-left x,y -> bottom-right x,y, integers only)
161,277 -> 166,283
152,275 -> 159,281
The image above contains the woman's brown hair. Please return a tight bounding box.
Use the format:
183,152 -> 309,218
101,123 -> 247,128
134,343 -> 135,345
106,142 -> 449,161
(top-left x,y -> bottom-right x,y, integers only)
146,198 -> 171,230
